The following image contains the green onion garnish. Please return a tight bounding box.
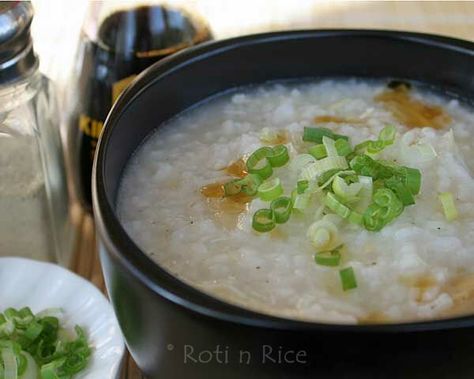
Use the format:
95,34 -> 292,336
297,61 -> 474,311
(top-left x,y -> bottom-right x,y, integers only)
257,177 -> 283,201
303,127 -> 348,143
292,190 -> 312,212
246,146 -> 274,179
308,144 -> 327,160
299,156 -> 348,181
348,210 -> 364,225
384,177 -> 414,205
324,192 -> 351,219
307,218 -> 338,250
270,196 -> 293,224
379,125 -> 396,143
439,192 -> 458,221
322,136 -> 339,157
355,125 -> 396,154
363,188 -> 403,231
204,121 -> 424,248
315,246 -> 342,267
350,155 -> 395,180
252,209 -> 276,232
317,169 -> 344,187
267,145 -> 290,167
332,176 -> 362,202
339,267 -> 358,291
335,138 -> 352,156
297,180 -> 309,194
398,166 -> 421,195
0,307 -> 91,379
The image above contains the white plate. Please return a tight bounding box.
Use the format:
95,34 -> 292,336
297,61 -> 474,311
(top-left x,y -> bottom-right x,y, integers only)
0,257 -> 125,379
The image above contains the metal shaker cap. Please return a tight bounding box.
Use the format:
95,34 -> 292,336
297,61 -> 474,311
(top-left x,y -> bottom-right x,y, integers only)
0,1 -> 38,84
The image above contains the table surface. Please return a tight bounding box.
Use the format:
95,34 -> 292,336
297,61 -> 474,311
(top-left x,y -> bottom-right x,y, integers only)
64,1 -> 474,378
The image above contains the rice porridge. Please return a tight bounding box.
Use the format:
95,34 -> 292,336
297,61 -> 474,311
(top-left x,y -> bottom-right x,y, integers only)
117,79 -> 474,324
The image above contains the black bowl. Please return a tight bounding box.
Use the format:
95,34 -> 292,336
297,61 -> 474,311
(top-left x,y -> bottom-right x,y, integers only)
93,30 -> 474,378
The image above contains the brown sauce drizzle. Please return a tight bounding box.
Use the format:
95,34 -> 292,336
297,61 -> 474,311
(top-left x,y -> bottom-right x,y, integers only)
200,178 -> 252,229
375,84 -> 451,129
200,182 -> 225,198
222,158 -> 248,178
270,130 -> 289,145
314,115 -> 363,124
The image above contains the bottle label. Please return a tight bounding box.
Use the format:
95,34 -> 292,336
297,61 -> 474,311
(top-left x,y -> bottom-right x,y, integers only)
112,75 -> 136,103
78,114 -> 104,160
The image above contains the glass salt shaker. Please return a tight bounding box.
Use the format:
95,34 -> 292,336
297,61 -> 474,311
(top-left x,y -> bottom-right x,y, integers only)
0,2 -> 72,264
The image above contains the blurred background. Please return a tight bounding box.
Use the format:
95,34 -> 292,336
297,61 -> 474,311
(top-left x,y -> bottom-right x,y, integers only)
31,0 -> 474,99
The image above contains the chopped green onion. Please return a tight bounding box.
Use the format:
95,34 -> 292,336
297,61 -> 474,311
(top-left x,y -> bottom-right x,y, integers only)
324,192 -> 351,219
300,156 -> 348,181
0,308 -> 91,379
252,209 -> 276,232
271,196 -> 293,224
315,247 -> 342,267
332,176 -> 362,202
439,192 -> 458,221
303,127 -> 348,143
224,174 -> 262,197
246,147 -> 273,179
289,154 -> 316,174
307,218 -> 339,250
2,347 -> 17,379
379,125 -> 396,143
335,138 -> 352,156
292,190 -> 312,211
385,177 -> 414,205
308,144 -> 327,160
339,267 -> 358,291
353,175 -> 373,212
373,188 -> 396,207
297,180 -> 309,194
398,166 -> 421,195
317,169 -> 343,187
267,145 -> 289,167
363,188 -> 403,231
258,177 -> 283,201
366,140 -> 387,154
348,210 -> 364,225
350,155 -> 395,180
355,125 -> 396,154
322,136 -> 338,157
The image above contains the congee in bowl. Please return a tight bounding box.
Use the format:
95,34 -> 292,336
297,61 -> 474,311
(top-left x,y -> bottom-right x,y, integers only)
117,79 -> 474,324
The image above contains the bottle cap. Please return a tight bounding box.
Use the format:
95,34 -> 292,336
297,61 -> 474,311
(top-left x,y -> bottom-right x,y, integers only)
0,1 -> 38,84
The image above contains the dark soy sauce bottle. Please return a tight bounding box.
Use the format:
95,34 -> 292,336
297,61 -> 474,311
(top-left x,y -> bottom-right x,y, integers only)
68,3 -> 211,210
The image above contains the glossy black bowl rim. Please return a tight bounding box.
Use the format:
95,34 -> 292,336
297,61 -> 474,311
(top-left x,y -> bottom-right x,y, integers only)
93,29 -> 474,333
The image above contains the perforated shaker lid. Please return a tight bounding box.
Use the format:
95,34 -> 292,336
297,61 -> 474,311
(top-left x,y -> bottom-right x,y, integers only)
0,1 -> 38,84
